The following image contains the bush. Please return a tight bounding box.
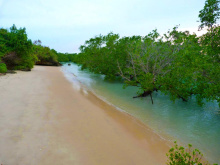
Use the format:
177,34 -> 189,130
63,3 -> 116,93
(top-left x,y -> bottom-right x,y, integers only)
0,63 -> 7,73
166,141 -> 217,165
0,25 -> 36,70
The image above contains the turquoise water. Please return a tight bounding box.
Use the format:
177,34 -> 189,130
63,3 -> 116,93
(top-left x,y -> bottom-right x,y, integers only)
61,62 -> 220,164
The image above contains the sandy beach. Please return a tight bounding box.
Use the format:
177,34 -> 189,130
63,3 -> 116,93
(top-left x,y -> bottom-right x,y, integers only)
0,66 -> 170,165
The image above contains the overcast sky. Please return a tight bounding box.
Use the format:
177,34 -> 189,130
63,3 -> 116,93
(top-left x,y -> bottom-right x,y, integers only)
0,0 -> 206,53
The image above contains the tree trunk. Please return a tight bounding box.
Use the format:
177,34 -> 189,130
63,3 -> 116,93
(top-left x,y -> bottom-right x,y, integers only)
133,90 -> 154,104
150,93 -> 154,104
177,94 -> 188,102
133,90 -> 153,98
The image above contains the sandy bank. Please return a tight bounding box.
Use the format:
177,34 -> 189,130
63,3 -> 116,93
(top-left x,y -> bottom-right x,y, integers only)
0,66 -> 170,165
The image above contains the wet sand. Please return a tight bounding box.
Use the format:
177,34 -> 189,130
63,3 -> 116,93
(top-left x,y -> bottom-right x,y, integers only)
0,66 -> 170,165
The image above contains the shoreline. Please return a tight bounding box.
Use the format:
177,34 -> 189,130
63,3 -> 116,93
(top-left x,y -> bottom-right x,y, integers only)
61,67 -> 173,143
0,66 -> 170,164
61,64 -> 216,164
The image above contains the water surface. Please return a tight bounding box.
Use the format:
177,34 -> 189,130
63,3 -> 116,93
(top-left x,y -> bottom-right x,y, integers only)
62,62 -> 220,164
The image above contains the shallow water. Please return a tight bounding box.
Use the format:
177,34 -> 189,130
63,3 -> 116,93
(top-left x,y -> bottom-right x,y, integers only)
61,62 -> 220,164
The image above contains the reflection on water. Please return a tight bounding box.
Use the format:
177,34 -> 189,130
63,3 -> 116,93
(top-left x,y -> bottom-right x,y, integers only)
61,62 -> 220,164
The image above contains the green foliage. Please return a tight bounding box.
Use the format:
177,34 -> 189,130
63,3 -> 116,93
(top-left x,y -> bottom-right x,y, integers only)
32,41 -> 61,66
198,24 -> 220,106
57,52 -> 77,62
200,25 -> 220,63
0,29 -> 8,59
160,30 -> 204,103
74,27 -> 220,106
0,25 -> 64,70
198,0 -> 220,30
0,24 -> 36,70
72,0 -> 220,107
32,41 -> 74,64
166,141 -> 217,165
33,45 -> 56,63
76,32 -> 121,80
119,29 -> 176,94
0,63 -> 7,73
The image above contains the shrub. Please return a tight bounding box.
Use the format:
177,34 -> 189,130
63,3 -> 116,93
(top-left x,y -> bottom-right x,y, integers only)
0,25 -> 36,70
166,141 -> 217,165
0,63 -> 7,73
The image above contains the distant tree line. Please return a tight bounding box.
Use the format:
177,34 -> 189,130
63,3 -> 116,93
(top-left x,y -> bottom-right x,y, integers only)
73,0 -> 220,107
56,52 -> 77,62
0,25 -> 76,73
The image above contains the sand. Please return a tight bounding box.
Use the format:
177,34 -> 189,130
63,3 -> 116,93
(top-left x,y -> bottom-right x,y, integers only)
0,66 -> 170,165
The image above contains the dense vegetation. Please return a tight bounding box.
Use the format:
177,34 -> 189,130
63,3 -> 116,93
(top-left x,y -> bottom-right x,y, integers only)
0,25 -> 72,72
32,40 -> 75,65
73,0 -> 220,107
32,40 -> 61,66
56,52 -> 77,62
0,25 -> 36,71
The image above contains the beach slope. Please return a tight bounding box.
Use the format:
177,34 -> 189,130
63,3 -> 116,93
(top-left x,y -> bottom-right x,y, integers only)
0,66 -> 170,165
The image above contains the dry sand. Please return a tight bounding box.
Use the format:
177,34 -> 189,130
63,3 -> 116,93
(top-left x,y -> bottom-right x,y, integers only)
0,66 -> 170,165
